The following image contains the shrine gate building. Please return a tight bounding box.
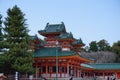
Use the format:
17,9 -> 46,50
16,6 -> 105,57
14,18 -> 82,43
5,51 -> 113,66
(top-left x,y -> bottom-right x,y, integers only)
31,22 -> 120,80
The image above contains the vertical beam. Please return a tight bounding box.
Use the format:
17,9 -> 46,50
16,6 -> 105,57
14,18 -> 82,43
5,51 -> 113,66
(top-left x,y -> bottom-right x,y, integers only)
56,41 -> 58,80
80,70 -> 81,78
115,72 -> 118,80
74,66 -> 76,77
64,66 -> 66,78
35,62 -> 38,78
67,61 -> 69,77
50,66 -> 52,78
40,66 -> 42,77
76,67 -> 78,78
103,72 -> 105,80
60,63 -> 62,78
46,60 -> 48,78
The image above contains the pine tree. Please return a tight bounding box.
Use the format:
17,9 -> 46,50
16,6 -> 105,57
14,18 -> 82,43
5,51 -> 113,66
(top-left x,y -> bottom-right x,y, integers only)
0,14 -> 4,51
4,5 -> 34,75
112,41 -> 120,62
97,39 -> 111,51
0,14 -> 4,73
89,41 -> 98,52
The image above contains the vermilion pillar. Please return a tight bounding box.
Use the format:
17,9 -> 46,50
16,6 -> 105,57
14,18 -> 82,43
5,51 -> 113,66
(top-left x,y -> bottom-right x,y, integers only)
35,62 -> 38,78
67,62 -> 69,77
103,72 -> 105,80
46,61 -> 48,78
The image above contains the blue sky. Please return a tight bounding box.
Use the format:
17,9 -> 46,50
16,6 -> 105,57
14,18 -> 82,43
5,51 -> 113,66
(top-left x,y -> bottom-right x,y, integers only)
0,0 -> 120,46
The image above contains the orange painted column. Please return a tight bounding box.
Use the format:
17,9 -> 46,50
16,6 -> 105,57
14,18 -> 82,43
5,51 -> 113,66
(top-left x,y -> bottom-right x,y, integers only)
46,61 -> 48,78
115,72 -> 118,80
35,62 -> 38,78
50,66 -> 52,78
67,62 -> 69,77
79,70 -> 81,78
103,72 -> 105,80
73,66 -> 76,78
40,66 -> 42,77
76,67 -> 78,78
60,67 -> 62,78
60,63 -> 62,78
64,66 -> 66,77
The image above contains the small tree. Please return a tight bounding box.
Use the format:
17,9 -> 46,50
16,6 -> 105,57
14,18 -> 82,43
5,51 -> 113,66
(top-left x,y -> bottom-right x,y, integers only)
97,39 -> 111,51
112,41 -> 120,62
89,41 -> 98,52
3,5 -> 34,75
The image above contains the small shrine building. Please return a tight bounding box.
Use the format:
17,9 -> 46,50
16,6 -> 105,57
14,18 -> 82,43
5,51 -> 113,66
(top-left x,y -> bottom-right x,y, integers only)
31,22 -> 120,80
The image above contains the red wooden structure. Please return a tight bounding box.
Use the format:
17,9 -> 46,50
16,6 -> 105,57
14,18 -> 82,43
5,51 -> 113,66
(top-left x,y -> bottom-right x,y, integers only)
31,22 -> 120,79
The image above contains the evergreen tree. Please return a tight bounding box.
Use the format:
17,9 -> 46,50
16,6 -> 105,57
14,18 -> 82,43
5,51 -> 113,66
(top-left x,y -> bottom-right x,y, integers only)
0,14 -> 4,73
3,5 -> 34,75
97,39 -> 111,51
112,41 -> 120,62
0,14 -> 4,51
0,14 -> 9,74
89,41 -> 98,52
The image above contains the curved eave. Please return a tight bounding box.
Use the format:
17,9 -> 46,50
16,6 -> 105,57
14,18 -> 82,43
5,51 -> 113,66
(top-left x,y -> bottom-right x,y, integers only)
72,44 -> 84,47
58,38 -> 74,42
34,54 -> 76,60
38,31 -> 61,36
74,55 -> 93,63
80,66 -> 94,71
72,43 -> 85,46
81,63 -> 120,71
33,54 -> 92,63
80,67 -> 120,71
68,54 -> 93,63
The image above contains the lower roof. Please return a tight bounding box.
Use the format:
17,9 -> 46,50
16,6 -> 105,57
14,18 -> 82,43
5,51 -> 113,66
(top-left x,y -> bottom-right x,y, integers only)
33,47 -> 76,58
81,63 -> 120,70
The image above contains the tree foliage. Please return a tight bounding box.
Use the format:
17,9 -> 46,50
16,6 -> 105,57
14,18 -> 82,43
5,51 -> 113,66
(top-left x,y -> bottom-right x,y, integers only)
112,41 -> 120,62
0,14 -> 4,50
88,39 -> 111,52
2,5 -> 34,74
97,39 -> 111,51
89,41 -> 98,52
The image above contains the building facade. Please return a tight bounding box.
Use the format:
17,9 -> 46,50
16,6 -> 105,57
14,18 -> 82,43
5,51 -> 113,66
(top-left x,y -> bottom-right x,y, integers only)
31,22 -> 120,80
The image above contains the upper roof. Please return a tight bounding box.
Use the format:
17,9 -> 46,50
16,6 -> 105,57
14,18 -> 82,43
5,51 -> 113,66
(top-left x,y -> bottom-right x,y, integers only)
81,63 -> 120,70
59,32 -> 73,39
33,47 -> 76,58
30,35 -> 45,47
72,38 -> 85,46
30,34 -> 39,40
38,22 -> 66,35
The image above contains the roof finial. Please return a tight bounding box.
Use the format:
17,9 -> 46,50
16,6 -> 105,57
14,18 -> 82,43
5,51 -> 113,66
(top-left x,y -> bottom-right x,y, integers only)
61,21 -> 64,25
46,22 -> 49,26
70,32 -> 73,38
79,38 -> 82,42
45,22 -> 49,29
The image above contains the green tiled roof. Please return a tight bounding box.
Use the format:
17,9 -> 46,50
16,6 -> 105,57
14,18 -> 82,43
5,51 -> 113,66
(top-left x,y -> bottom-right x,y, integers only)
30,34 -> 38,40
81,63 -> 120,70
59,32 -> 73,39
30,35 -> 45,46
33,47 -> 76,58
79,54 -> 95,61
72,38 -> 85,45
38,22 -> 66,33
